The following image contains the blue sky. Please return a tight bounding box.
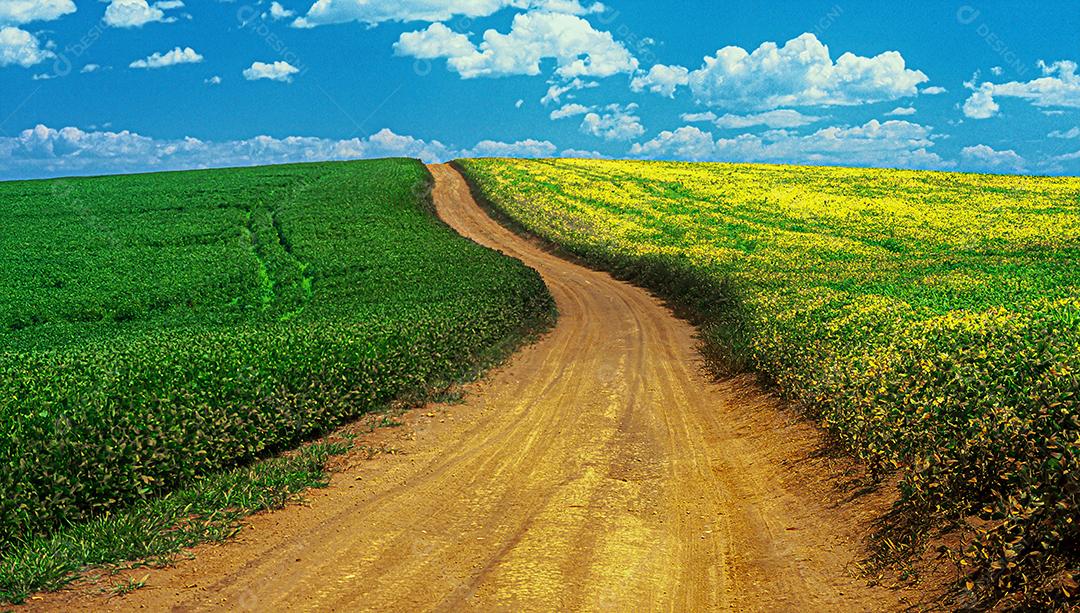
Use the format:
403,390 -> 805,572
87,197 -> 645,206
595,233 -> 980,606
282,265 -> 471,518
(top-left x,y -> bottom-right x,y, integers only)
1,0 -> 1078,180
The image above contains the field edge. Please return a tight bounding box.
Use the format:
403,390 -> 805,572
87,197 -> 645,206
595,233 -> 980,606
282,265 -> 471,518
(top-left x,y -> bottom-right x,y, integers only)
0,161 -> 557,607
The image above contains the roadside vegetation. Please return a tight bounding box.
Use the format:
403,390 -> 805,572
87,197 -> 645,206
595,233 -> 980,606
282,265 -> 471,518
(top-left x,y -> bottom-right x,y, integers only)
0,159 -> 555,603
459,157 -> 1079,610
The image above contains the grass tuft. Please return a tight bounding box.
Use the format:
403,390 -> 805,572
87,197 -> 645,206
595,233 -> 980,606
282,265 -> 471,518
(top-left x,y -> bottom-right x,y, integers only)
0,440 -> 349,606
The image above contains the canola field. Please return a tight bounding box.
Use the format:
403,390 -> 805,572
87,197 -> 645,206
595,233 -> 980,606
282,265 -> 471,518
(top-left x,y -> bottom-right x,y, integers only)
0,159 -> 554,550
460,158 -> 1079,606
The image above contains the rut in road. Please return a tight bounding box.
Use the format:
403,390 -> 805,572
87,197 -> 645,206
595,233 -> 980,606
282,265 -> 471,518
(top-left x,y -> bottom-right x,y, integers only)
31,164 -> 915,612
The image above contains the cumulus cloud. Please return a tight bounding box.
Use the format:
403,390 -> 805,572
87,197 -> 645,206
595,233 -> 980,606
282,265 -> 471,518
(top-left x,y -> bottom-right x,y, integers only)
292,0 -> 603,28
682,109 -> 824,129
0,26 -> 53,68
959,144 -> 1026,172
394,11 -> 637,79
355,128 -> 455,160
886,106 -> 916,116
205,75 -> 222,85
0,0 -> 73,68
921,86 -> 947,95
81,63 -> 102,73
393,23 -> 475,59
103,0 -> 180,28
630,119 -> 950,170
0,124 -> 561,180
461,138 -> 557,157
680,112 -> 716,122
962,81 -> 998,119
630,64 -> 689,97
0,0 -> 75,25
560,148 -> 606,159
580,103 -> 644,141
129,46 -> 203,69
243,60 -> 300,82
682,33 -> 928,111
630,125 -> 717,161
549,103 -> 591,120
269,2 -> 295,20
540,78 -> 596,105
963,61 -> 1080,119
531,0 -> 605,15
294,0 -> 511,27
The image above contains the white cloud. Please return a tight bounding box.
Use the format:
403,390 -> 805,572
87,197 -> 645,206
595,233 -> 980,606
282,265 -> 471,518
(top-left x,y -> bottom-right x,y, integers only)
1048,127 -> 1080,139
394,11 -> 637,79
81,63 -> 101,73
461,138 -> 557,158
269,2 -> 295,19
630,125 -> 717,161
707,109 -> 823,129
205,75 -> 222,85
921,86 -> 946,95
960,144 -> 1026,172
294,0 -> 512,27
549,103 -> 591,120
0,124 -> 564,180
680,111 -> 716,123
630,119 -> 950,170
686,33 -> 928,111
129,46 -> 203,69
540,78 -> 596,105
292,0 -> 603,28
580,103 -> 644,141
531,0 -> 605,15
103,0 -> 179,28
515,98 -> 524,108
393,22 -> 475,59
990,66 -> 1004,76
962,81 -> 998,119
630,64 -> 689,98
0,26 -> 52,67
560,148 -> 606,158
357,128 -> 455,160
886,106 -> 916,116
0,0 -> 75,25
963,60 -> 1080,119
0,1 -> 69,69
243,60 -> 300,82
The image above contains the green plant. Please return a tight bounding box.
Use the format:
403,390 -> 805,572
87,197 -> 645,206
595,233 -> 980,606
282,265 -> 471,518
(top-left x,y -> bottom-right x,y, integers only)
0,159 -> 555,556
459,157 -> 1079,610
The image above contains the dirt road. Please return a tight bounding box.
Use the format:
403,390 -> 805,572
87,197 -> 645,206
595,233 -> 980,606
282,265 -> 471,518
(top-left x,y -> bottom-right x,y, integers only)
30,164 -> 914,612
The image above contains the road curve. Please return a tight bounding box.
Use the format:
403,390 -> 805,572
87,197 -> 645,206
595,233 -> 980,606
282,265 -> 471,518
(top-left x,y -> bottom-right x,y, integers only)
29,164 -> 912,612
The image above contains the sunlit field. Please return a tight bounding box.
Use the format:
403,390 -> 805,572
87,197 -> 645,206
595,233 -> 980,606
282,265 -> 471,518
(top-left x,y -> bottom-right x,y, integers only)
0,159 -> 553,562
461,157 -> 1080,607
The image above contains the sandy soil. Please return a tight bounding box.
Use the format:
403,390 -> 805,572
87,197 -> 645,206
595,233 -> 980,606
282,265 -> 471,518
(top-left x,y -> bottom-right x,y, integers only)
25,163 -> 924,612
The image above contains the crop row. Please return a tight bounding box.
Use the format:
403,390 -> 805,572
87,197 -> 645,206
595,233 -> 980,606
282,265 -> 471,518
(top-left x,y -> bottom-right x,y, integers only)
458,157 -> 1079,609
0,159 -> 555,550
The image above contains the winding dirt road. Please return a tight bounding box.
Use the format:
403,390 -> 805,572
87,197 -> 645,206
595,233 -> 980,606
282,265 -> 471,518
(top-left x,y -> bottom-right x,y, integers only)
30,164 -> 915,612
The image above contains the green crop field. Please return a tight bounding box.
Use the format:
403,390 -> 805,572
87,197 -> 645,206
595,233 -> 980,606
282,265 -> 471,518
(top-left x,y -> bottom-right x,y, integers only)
0,159 -> 554,555
459,158 -> 1080,608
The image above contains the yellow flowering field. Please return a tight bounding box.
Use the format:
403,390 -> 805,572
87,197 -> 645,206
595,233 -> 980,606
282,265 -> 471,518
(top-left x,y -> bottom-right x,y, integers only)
459,158 -> 1080,608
